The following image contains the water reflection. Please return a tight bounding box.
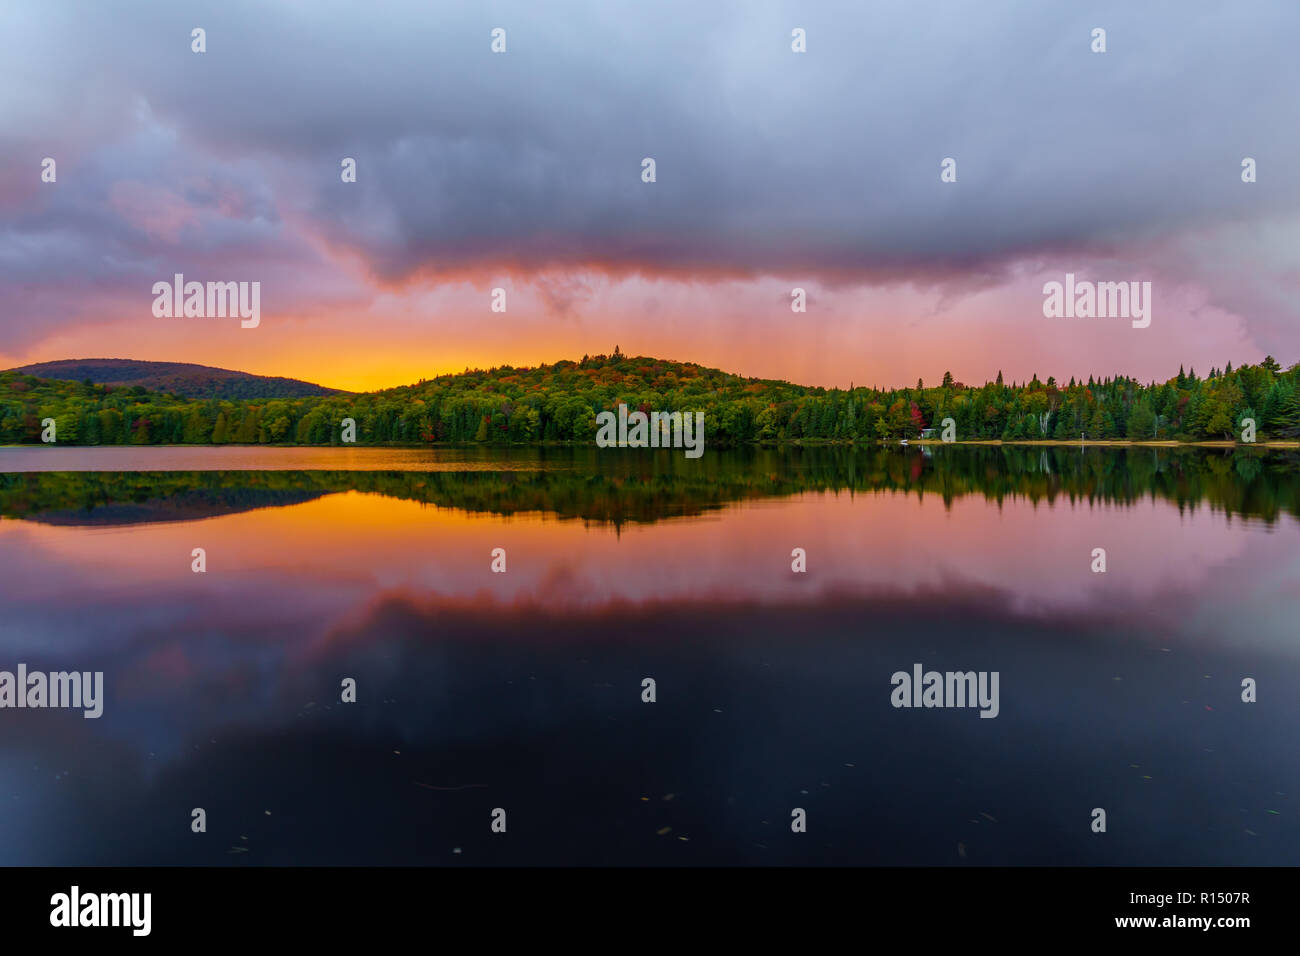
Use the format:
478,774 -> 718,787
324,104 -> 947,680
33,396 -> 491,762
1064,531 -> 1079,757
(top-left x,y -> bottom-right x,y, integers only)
2,444 -> 1299,526
0,446 -> 1296,865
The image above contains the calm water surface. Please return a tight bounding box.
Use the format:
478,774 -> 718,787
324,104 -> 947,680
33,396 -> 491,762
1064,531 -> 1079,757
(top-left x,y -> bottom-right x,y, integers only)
0,445 -> 1296,864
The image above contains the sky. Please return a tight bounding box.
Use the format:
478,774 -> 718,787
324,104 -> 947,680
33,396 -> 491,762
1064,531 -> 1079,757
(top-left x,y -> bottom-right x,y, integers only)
2,0 -> 1298,392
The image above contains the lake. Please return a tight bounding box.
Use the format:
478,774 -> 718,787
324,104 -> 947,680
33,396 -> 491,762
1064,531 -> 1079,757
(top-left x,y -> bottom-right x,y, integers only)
0,444 -> 1297,864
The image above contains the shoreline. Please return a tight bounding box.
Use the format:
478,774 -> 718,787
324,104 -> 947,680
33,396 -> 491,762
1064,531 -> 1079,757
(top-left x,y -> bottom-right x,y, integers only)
903,438 -> 1300,449
2,439 -> 1297,451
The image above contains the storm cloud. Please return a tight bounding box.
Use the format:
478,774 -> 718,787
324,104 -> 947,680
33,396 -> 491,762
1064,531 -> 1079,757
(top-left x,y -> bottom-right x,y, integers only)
1,0 -> 1297,380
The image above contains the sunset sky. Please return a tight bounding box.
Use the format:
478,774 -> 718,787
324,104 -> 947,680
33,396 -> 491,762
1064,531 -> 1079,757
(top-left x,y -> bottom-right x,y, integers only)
2,0 -> 1298,393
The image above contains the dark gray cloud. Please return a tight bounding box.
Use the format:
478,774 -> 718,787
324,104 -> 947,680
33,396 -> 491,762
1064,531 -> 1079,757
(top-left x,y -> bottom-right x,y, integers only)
1,0 -> 1298,348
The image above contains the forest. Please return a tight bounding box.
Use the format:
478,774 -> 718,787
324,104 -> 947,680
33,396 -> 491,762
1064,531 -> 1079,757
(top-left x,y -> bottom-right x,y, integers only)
3,445 -> 1297,526
2,347 -> 1298,446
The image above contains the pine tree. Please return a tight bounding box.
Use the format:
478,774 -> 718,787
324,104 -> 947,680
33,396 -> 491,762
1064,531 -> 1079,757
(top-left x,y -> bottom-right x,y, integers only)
1088,404 -> 1106,438
1053,408 -> 1072,439
1273,383 -> 1300,435
1127,399 -> 1156,439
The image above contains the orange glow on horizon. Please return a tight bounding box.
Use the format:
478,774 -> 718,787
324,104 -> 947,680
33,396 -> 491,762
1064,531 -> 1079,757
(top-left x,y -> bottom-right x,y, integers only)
0,270 -> 1265,395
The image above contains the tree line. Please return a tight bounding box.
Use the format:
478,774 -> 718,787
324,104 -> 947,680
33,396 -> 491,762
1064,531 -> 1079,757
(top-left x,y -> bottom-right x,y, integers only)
2,348 -> 1298,446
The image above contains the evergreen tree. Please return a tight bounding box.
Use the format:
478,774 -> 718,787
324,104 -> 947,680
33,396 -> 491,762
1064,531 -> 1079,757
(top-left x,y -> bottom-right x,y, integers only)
1126,399 -> 1156,439
1273,383 -> 1300,435
1053,410 -> 1071,439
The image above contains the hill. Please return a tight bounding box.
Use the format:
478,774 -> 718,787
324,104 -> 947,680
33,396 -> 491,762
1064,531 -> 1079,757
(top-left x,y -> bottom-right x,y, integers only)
9,359 -> 341,400
0,350 -> 1297,445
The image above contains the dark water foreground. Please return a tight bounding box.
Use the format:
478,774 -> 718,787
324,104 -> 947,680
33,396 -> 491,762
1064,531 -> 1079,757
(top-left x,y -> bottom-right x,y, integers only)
0,445 -> 1296,865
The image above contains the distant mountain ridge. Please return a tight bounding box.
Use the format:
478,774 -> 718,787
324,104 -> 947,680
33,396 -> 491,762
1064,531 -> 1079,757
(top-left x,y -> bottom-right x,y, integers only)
9,359 -> 342,399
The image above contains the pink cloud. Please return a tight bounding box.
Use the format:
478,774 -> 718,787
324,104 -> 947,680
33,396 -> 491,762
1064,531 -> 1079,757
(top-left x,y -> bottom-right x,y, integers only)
107,180 -> 200,242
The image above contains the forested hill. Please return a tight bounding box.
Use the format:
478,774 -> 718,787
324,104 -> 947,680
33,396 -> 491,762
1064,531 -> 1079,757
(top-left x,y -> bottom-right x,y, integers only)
1,349 -> 1298,445
9,359 -> 341,400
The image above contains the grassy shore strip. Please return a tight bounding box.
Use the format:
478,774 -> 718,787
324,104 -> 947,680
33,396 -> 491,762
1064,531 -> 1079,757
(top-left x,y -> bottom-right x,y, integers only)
4,438 -> 1299,450
904,439 -> 1300,448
